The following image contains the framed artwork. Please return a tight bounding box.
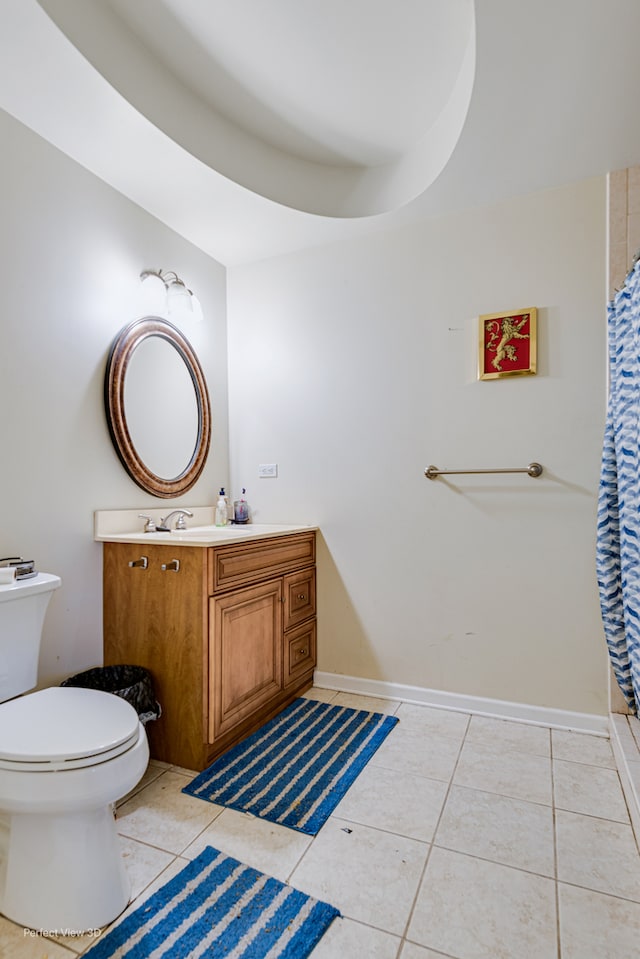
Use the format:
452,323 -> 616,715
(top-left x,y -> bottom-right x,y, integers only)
478,308 -> 537,380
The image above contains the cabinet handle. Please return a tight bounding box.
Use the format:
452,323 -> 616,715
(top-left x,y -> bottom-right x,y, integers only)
298,647 -> 308,656
128,556 -> 148,570
297,593 -> 307,601
161,559 -> 180,572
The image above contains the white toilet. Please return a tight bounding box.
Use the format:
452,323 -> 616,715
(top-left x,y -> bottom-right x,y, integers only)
0,573 -> 149,932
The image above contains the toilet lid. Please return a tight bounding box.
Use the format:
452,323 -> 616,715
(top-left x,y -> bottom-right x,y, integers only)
0,686 -> 140,766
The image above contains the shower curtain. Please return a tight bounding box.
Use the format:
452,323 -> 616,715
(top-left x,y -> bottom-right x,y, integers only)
597,258 -> 640,714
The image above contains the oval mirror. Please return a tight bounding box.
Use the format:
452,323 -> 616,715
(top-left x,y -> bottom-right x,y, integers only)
104,316 -> 211,497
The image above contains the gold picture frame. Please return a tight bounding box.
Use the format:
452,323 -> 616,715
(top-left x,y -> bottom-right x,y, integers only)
478,308 -> 537,380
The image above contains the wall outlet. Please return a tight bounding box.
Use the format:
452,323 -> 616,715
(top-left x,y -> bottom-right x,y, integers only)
258,463 -> 278,478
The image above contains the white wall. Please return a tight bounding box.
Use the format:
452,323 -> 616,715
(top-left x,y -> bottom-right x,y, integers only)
227,176 -> 609,716
0,111 -> 228,685
0,104 -> 610,719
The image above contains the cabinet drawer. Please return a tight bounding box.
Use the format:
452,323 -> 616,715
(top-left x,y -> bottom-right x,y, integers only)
284,620 -> 316,687
283,568 -> 316,629
209,532 -> 315,593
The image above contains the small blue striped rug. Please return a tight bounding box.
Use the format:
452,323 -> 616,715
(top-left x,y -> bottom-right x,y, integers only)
183,698 -> 399,835
85,846 -> 339,959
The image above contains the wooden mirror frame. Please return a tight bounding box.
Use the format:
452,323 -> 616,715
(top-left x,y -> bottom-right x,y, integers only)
104,316 -> 211,498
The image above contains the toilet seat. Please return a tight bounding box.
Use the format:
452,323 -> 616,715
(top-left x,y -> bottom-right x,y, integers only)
0,686 -> 141,771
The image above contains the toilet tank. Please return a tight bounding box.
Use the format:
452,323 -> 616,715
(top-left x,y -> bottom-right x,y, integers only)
0,573 -> 61,702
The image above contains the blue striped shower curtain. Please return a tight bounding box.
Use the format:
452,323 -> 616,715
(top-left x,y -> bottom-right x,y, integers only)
597,259 -> 640,713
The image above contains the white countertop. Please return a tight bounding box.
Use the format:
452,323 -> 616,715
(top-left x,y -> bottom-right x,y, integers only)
94,509 -> 316,547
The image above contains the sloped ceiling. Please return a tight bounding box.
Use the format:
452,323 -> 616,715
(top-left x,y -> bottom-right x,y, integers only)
2,0 -> 640,265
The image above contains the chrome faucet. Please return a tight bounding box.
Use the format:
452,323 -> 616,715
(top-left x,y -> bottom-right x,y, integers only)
157,509 -> 194,532
138,514 -> 157,533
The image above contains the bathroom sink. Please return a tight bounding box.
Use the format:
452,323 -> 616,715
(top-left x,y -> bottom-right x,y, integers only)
167,523 -> 310,542
172,525 -> 255,536
93,511 -> 316,546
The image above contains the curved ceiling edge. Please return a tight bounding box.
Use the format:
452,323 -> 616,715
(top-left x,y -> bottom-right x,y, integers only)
37,0 -> 476,219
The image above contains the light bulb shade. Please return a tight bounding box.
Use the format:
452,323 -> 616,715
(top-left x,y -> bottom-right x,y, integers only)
139,271 -> 167,315
167,280 -> 193,322
138,269 -> 201,323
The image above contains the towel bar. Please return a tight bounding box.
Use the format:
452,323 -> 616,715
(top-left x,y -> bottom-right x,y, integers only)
424,462 -> 543,480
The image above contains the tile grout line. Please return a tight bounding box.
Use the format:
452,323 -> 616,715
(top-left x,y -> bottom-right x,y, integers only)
287,698 -> 460,959
286,697 -> 404,889
396,709 -> 472,952
285,698 -> 412,926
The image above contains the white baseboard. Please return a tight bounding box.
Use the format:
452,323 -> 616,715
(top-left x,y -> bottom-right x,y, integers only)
313,670 -> 609,736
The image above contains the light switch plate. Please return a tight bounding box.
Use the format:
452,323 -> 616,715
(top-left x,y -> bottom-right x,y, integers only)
258,463 -> 278,478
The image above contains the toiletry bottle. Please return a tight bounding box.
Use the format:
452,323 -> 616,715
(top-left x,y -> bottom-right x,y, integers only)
234,488 -> 249,524
215,488 -> 227,527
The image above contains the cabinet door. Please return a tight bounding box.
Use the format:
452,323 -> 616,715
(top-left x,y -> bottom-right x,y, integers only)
103,543 -> 208,770
209,579 -> 283,742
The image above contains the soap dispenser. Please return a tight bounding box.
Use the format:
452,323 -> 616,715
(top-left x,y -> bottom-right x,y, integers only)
215,488 -> 227,527
234,488 -> 250,524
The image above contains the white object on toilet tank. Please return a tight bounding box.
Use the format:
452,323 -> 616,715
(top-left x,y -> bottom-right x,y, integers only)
0,573 -> 61,702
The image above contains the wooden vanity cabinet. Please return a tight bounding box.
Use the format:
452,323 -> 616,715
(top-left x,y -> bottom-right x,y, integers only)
102,532 -> 316,771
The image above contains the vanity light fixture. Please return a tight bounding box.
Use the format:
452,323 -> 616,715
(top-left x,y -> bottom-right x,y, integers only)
139,269 -> 203,323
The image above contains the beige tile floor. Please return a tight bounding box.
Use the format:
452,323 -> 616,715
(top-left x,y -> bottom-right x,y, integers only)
2,687 -> 640,958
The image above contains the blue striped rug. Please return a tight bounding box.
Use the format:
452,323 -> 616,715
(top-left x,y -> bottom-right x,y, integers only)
85,846 -> 339,959
183,698 -> 399,834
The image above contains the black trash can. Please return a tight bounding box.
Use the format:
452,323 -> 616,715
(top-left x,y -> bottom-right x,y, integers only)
61,665 -> 161,725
